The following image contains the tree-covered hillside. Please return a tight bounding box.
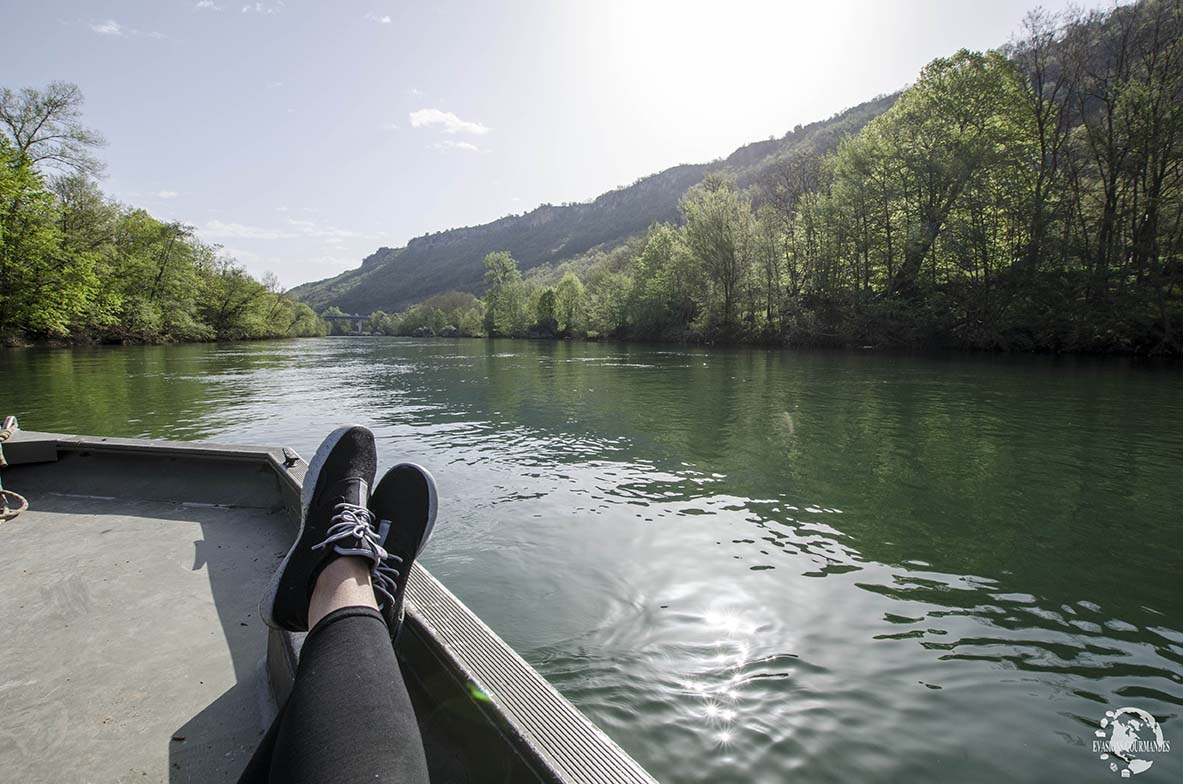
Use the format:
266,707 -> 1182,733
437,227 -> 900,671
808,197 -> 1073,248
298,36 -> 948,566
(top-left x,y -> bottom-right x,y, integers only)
288,94 -> 898,313
354,0 -> 1183,354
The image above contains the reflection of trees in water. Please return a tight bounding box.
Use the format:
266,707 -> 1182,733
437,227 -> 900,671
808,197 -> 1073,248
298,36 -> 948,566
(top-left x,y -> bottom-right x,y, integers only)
462,341 -> 1178,615
425,340 -> 1183,707
4,344 -> 251,438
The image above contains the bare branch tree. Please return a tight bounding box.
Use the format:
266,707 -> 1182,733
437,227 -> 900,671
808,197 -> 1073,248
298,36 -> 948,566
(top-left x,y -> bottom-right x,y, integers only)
0,81 -> 106,175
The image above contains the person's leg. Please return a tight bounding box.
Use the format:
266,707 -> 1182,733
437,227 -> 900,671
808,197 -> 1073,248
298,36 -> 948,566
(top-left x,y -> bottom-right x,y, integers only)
263,556 -> 429,784
307,555 -> 378,628
239,557 -> 429,784
241,425 -> 432,784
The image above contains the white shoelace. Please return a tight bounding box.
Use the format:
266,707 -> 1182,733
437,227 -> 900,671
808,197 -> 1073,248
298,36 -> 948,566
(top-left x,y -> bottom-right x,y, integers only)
373,555 -> 403,610
312,502 -> 400,608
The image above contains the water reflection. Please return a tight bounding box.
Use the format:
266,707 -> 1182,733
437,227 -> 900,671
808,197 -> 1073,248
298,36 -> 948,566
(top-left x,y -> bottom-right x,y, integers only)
3,338 -> 1181,783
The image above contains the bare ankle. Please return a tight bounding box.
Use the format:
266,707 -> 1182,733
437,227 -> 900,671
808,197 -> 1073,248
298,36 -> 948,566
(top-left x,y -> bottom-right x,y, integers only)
308,556 -> 378,629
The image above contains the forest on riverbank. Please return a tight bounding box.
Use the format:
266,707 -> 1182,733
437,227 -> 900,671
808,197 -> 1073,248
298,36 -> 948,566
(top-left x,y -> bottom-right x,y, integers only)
0,84 -> 325,345
359,2 -> 1183,354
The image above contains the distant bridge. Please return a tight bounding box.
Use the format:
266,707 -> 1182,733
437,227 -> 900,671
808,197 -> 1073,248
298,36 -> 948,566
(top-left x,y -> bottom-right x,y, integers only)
321,313 -> 370,334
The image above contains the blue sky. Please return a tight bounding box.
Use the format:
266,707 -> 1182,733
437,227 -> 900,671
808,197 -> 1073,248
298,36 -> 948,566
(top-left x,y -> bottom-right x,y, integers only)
5,0 -> 1106,287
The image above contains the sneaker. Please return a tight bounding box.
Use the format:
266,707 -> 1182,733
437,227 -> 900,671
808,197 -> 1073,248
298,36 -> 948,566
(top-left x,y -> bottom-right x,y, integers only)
367,463 -> 438,642
261,425 -> 380,632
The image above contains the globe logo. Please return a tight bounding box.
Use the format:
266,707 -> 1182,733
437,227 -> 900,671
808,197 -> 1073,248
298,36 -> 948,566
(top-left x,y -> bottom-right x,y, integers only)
1094,708 -> 1171,777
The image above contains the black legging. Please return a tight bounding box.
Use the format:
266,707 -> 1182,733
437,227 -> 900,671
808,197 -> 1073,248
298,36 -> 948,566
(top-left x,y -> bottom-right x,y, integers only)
238,606 -> 430,783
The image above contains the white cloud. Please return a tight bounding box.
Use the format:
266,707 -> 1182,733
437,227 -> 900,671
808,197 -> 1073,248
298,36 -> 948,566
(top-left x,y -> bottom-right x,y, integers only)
155,190 -> 179,199
364,11 -> 392,24
204,217 -> 374,242
91,20 -> 123,35
194,0 -> 221,9
285,218 -> 366,240
204,220 -> 296,240
241,1 -> 284,14
88,19 -> 165,37
432,140 -> 481,152
409,108 -> 490,135
381,122 -> 399,131
408,87 -> 423,97
266,80 -> 284,89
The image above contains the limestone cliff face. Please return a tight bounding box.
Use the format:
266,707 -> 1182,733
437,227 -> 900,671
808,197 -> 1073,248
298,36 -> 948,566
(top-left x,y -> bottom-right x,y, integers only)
290,94 -> 897,314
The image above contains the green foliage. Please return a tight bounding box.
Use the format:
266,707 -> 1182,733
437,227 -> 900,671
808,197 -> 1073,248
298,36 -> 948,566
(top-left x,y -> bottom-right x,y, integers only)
378,1 -> 1183,354
367,310 -> 389,334
584,269 -> 632,337
530,287 -> 558,336
320,306 -> 355,336
0,83 -> 326,344
681,174 -> 755,332
363,290 -> 483,337
554,271 -> 585,335
458,303 -> 484,337
482,251 -> 530,337
0,140 -> 76,335
628,223 -> 697,338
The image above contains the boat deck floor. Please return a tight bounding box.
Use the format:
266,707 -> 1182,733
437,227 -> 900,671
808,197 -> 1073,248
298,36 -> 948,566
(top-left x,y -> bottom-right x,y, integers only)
1,440 -> 656,784
0,461 -> 288,783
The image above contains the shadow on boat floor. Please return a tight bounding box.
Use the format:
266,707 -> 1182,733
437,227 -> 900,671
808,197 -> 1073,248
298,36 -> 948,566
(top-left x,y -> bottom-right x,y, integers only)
0,454 -> 287,782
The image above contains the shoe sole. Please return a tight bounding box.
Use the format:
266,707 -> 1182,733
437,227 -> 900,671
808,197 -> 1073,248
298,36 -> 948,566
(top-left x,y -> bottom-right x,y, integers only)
260,424 -> 362,630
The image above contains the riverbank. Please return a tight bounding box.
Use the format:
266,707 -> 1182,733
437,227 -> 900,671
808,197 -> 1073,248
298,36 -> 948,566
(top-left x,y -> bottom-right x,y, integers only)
2,333 -> 321,350
346,239 -> 1182,357
353,326 -> 1183,359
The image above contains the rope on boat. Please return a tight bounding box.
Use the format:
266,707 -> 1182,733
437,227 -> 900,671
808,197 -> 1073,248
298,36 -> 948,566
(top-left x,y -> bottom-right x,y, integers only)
0,416 -> 28,522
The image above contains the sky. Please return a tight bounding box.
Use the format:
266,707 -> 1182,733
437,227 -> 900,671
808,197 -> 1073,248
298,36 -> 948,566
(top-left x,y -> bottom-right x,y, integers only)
5,0 -> 1110,288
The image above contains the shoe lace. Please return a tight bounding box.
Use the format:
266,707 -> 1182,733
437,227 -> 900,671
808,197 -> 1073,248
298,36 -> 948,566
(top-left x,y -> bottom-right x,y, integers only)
372,551 -> 404,611
312,502 -> 388,567
311,503 -> 404,611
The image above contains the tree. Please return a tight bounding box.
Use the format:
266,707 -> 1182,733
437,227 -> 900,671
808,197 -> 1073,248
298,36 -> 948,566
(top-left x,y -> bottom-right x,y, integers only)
458,302 -> 484,336
199,257 -> 266,339
0,139 -> 72,335
0,82 -> 329,344
681,174 -> 753,331
482,251 -> 528,336
533,286 -> 559,335
629,223 -> 696,337
883,50 -> 1026,295
585,269 -> 632,337
288,302 -> 327,336
51,172 -> 117,331
1009,8 -> 1077,279
554,271 -> 585,335
0,82 -> 105,175
367,310 -> 389,334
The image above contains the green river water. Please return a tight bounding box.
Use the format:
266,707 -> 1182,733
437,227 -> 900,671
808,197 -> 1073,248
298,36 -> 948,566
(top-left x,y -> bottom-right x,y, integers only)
2,338 -> 1181,783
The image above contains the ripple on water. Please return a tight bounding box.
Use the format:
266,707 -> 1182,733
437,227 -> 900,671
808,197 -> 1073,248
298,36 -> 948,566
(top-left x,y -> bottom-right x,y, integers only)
5,338 -> 1182,784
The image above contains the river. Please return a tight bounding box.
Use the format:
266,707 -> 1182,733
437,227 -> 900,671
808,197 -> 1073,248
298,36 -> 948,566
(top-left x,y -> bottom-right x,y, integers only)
3,337 -> 1181,783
